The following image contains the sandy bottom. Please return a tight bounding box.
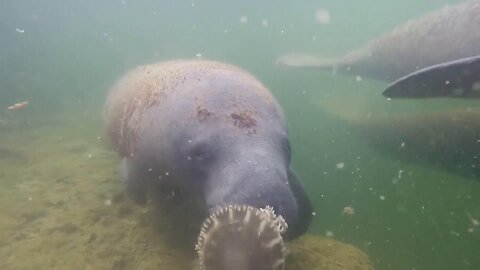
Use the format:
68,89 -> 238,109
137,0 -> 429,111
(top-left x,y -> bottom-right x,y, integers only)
0,112 -> 373,270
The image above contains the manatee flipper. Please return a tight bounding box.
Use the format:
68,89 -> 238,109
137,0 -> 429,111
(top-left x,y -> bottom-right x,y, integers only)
286,169 -> 313,240
383,55 -> 480,99
276,53 -> 341,70
120,157 -> 147,204
196,205 -> 288,270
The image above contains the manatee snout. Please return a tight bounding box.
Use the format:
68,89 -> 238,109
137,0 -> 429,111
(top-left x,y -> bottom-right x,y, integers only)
104,59 -> 312,269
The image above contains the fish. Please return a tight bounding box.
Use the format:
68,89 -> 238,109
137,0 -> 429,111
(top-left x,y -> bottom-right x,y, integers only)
277,0 -> 480,97
383,54 -> 480,98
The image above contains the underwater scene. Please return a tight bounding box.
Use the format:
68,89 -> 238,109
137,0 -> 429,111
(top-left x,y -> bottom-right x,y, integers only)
1,0 -> 479,269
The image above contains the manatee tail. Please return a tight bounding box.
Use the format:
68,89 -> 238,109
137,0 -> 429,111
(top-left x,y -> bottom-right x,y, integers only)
276,52 -> 343,70
196,205 -> 288,270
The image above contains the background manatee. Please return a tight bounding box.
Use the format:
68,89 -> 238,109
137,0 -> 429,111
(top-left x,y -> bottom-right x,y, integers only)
277,0 -> 480,83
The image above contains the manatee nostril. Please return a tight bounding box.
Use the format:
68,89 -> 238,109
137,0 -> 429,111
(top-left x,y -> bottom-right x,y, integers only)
191,143 -> 211,161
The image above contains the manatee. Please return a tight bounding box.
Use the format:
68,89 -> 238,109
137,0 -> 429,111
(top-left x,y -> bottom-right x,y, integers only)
277,0 -> 480,95
104,60 -> 312,269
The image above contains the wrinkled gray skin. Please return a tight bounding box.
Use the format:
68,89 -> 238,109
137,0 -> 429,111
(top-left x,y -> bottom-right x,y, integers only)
106,60 -> 312,240
277,0 -> 480,82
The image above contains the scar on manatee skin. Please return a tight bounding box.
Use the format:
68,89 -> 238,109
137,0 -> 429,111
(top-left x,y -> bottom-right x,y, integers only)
196,106 -> 212,121
231,110 -> 256,130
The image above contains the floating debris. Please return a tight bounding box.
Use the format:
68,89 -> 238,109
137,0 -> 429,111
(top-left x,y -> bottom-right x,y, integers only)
261,19 -> 268,27
8,101 -> 29,111
240,16 -> 248,24
342,205 -> 355,216
314,8 -> 331,25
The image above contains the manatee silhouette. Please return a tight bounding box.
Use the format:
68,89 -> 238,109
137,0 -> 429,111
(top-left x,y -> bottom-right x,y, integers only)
277,0 -> 480,97
104,60 -> 312,270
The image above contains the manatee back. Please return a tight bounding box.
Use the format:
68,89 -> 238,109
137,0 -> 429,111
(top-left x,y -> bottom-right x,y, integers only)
104,60 -> 280,157
344,0 -> 480,80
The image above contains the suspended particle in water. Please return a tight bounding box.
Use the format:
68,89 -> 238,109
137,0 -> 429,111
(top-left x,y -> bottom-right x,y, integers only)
356,75 -> 362,82
398,169 -> 404,179
325,230 -> 334,237
342,205 -> 355,215
336,162 -> 345,169
196,53 -> 202,59
16,28 -> 25,33
261,19 -> 268,27
379,195 -> 386,200
240,16 -> 248,24
315,8 -> 331,25
104,199 -> 112,206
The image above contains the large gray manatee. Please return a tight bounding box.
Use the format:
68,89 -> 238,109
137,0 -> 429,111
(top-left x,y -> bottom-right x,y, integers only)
277,0 -> 480,97
104,60 -> 312,270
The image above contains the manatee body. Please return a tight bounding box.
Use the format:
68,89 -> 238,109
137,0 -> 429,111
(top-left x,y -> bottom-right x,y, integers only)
104,60 -> 312,242
277,0 -> 480,84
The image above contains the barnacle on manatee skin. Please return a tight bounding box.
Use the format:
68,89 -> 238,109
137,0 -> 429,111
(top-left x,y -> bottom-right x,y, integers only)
196,205 -> 288,270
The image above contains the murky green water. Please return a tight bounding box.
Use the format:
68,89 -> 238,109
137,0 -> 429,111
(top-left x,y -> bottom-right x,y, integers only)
1,0 -> 479,269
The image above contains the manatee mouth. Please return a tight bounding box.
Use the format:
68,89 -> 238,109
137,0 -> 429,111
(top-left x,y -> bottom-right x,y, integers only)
195,205 -> 288,270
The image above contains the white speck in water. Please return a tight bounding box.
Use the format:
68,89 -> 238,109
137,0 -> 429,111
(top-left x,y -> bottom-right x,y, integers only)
311,211 -> 316,216
400,142 -> 406,148
196,53 -> 202,59
188,139 -> 193,143
187,156 -> 192,161
355,76 -> 362,82
165,172 -> 170,176
240,16 -> 248,24
16,28 -> 25,33
445,80 -> 450,85
28,197 -> 32,201
261,19 -> 268,27
224,29 -> 229,33
379,195 -> 386,200
336,162 -> 345,169
312,36 -> 317,40
315,8 -> 331,25
104,199 -> 112,206
387,98 -> 392,101
148,168 -> 152,172
191,1 -> 196,7
88,153 -> 92,159
325,230 -> 334,237
398,169 -> 404,178
97,136 -> 102,140
280,30 -> 285,34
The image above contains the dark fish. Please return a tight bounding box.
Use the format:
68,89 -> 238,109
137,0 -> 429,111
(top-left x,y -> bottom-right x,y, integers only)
384,55 -> 480,98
